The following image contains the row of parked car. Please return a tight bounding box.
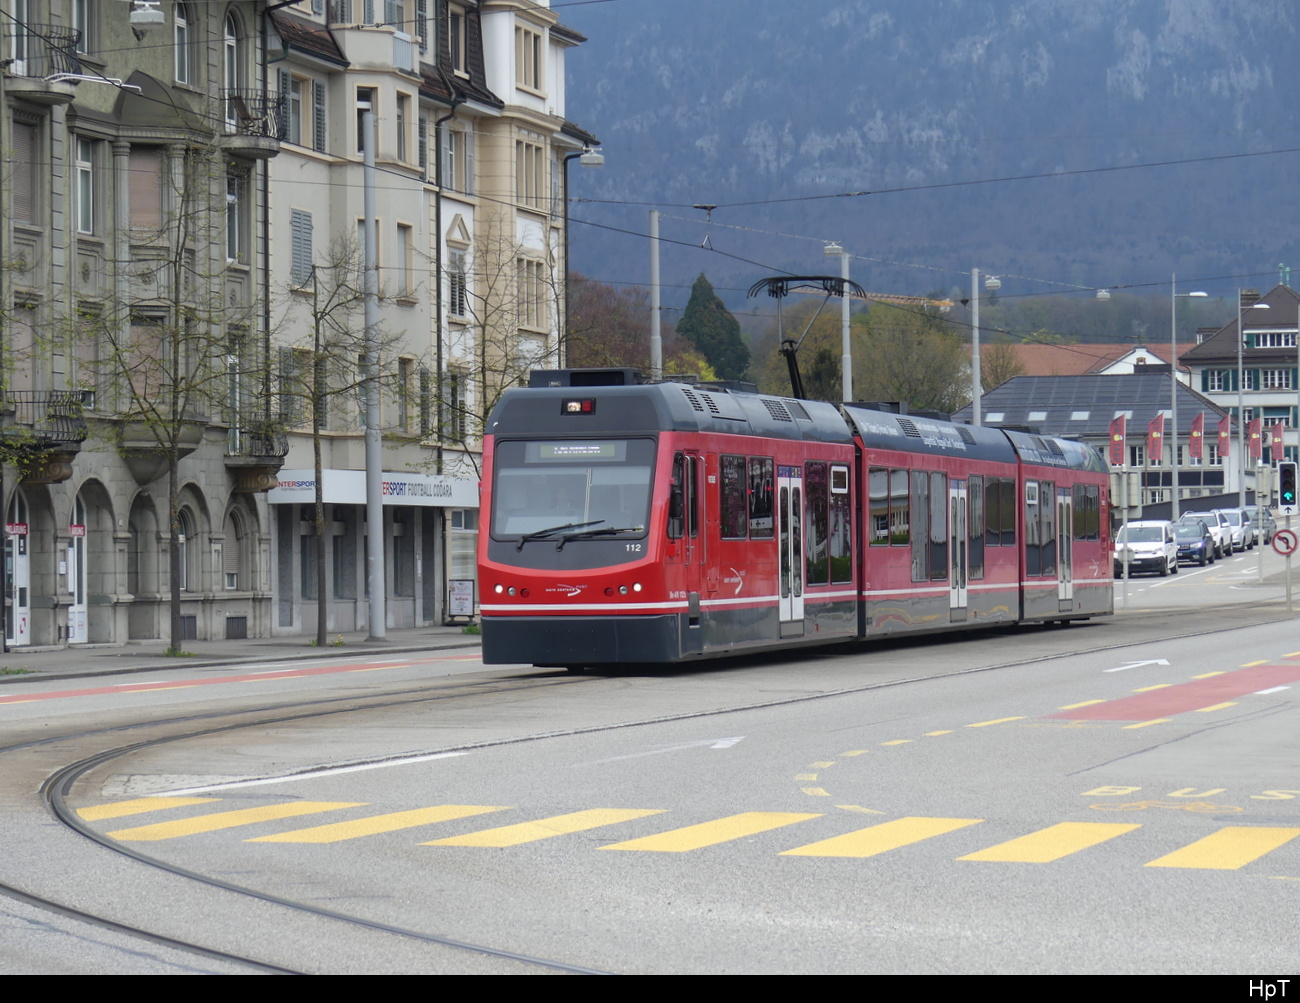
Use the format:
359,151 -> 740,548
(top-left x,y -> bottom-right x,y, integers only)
1114,505 -> 1278,577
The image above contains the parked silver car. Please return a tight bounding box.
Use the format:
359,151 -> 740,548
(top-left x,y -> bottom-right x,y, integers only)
1244,505 -> 1277,545
1213,508 -> 1255,552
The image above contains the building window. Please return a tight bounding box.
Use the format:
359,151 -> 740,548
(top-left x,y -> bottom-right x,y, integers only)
226,173 -> 248,262
75,139 -> 96,235
129,146 -> 164,229
515,23 -> 542,92
178,509 -> 196,591
281,72 -> 327,152
396,357 -> 414,430
73,0 -> 95,54
517,258 -> 547,330
1205,369 -> 1228,393
1253,331 -> 1296,349
442,369 -> 468,441
356,87 -> 376,156
449,508 -> 477,582
174,2 -> 192,84
515,132 -> 545,209
396,92 -> 411,162
11,120 -> 37,224
395,222 -> 413,297
449,6 -> 466,74
447,249 -> 468,317
1262,369 -> 1293,390
223,513 -> 242,590
440,122 -> 475,193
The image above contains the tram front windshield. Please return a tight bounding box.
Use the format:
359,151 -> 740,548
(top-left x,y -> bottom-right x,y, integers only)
492,438 -> 655,540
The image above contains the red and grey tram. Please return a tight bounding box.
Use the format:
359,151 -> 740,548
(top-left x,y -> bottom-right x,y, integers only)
478,378 -> 1112,668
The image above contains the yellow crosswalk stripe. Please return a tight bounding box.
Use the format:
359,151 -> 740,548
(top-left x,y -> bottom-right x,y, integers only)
77,797 -> 219,821
1145,826 -> 1300,870
107,801 -> 363,841
425,808 -> 666,847
780,816 -> 982,858
248,805 -> 509,843
603,812 -> 821,853
958,822 -> 1141,862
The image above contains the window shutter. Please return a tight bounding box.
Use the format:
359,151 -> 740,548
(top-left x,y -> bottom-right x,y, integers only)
417,116 -> 428,179
290,209 -> 313,285
128,147 -> 163,228
463,125 -> 474,195
12,122 -> 36,223
364,0 -> 374,25
415,0 -> 427,53
312,80 -> 327,152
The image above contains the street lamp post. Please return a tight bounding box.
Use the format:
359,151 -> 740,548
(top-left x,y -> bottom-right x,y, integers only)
1170,276 -> 1206,520
1238,291 -> 1271,507
970,269 -> 1000,426
824,243 -> 851,401
560,147 -> 603,367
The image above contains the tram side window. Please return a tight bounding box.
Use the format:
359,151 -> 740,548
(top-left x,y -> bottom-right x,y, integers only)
749,457 -> 775,539
804,462 -> 829,586
991,477 -> 1016,548
830,464 -> 852,583
668,453 -> 685,539
1040,480 -> 1056,576
968,475 -> 985,580
720,454 -> 747,539
869,468 -> 889,546
929,471 -> 948,581
890,469 -> 910,545
1073,484 -> 1100,541
1025,481 -> 1041,575
910,472 -> 928,581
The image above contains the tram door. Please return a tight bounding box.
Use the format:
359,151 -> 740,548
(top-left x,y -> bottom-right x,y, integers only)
669,452 -> 704,630
1057,491 -> 1074,611
5,492 -> 30,646
949,480 -> 968,621
69,495 -> 88,644
777,465 -> 804,637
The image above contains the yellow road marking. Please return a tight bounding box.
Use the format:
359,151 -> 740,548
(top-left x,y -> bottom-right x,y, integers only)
924,730 -> 953,736
1133,684 -> 1172,692
794,773 -> 818,781
1195,702 -> 1238,713
810,761 -> 835,768
958,822 -> 1140,863
1284,651 -> 1300,659
835,805 -> 887,815
781,816 -> 982,858
107,801 -> 363,841
880,740 -> 911,746
1192,671 -> 1226,679
966,717 -> 1026,728
1123,718 -> 1171,729
425,809 -> 665,848
840,750 -> 869,757
1058,700 -> 1105,710
249,805 -> 508,843
1242,661 -> 1268,668
801,787 -> 830,797
1146,827 -> 1300,870
78,797 -> 219,821
602,812 -> 821,853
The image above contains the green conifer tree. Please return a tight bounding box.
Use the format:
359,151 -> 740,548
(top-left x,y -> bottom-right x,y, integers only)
676,274 -> 749,380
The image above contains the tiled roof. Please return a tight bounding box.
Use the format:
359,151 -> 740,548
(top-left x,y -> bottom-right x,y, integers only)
1182,284 -> 1300,365
270,12 -> 347,67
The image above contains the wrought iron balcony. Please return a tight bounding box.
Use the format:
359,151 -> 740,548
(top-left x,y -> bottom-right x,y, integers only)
220,90 -> 288,159
2,24 -> 81,104
3,390 -> 89,445
226,419 -> 289,493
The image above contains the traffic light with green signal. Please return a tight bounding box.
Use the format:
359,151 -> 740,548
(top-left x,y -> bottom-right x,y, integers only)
1280,461 -> 1298,510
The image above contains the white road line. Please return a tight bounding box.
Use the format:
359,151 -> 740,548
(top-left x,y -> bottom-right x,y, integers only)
154,751 -> 470,795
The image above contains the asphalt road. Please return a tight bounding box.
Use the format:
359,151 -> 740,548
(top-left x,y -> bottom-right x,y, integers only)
5,594 -> 1291,975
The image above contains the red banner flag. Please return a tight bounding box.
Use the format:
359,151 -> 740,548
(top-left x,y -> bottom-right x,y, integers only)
1218,414 -> 1231,459
1272,423 -> 1287,459
1147,413 -> 1165,462
1188,412 -> 1205,461
1249,416 -> 1263,460
1108,414 -> 1127,466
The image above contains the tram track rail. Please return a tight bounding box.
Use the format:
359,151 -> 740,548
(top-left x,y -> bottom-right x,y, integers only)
3,602 -> 1293,974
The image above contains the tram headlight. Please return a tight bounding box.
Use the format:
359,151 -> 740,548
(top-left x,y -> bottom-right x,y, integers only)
632,583 -> 642,592
494,584 -> 504,594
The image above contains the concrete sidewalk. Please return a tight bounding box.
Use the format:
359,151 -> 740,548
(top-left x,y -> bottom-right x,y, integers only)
0,624 -> 483,684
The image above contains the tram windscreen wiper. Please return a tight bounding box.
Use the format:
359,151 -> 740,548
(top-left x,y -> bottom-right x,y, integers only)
555,525 -> 644,551
516,520 -> 604,550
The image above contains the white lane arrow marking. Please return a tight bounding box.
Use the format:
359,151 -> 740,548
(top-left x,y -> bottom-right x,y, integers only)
1104,659 -> 1171,673
585,738 -> 746,764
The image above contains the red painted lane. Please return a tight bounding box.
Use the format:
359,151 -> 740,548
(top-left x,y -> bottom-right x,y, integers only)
1048,663 -> 1300,722
0,660 -> 418,706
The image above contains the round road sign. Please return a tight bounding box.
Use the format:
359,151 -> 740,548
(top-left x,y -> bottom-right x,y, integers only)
1273,529 -> 1298,557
